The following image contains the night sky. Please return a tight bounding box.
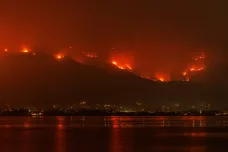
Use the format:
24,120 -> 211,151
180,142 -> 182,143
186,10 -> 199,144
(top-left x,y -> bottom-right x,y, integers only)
0,0 -> 227,76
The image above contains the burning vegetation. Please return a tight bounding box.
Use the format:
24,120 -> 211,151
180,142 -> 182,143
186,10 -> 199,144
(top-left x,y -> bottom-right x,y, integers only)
111,60 -> 133,70
155,73 -> 170,82
55,53 -> 64,60
1,46 -> 207,82
110,50 -> 134,71
21,48 -> 29,53
83,52 -> 97,58
182,52 -> 206,81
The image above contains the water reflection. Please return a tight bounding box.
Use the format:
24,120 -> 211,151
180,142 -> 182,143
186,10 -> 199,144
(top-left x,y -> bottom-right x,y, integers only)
103,116 -> 228,128
56,116 -> 66,152
189,146 -> 207,152
0,116 -> 227,152
109,116 -> 135,152
110,125 -> 121,152
20,127 -> 33,152
184,132 -> 207,137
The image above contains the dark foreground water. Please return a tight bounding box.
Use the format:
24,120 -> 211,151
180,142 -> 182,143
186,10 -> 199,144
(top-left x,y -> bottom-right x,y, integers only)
1,116 -> 228,152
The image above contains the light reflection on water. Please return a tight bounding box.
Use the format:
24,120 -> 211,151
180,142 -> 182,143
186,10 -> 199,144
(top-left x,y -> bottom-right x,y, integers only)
0,116 -> 227,152
56,116 -> 66,152
1,116 -> 228,128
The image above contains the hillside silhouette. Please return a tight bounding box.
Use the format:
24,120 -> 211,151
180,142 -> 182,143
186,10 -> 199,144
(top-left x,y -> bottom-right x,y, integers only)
0,52 -> 227,108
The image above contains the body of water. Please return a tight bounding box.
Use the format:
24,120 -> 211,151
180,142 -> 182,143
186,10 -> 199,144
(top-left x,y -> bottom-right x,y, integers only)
0,116 -> 228,152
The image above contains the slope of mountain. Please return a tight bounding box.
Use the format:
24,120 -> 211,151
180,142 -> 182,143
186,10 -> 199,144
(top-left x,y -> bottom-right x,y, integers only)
0,52 -> 227,108
0,53 -> 152,106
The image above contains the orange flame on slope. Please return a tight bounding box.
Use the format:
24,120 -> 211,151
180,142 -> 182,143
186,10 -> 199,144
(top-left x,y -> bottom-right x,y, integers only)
111,60 -> 132,70
192,52 -> 205,61
181,52 -> 206,81
112,61 -> 117,65
190,67 -> 205,72
182,72 -> 187,76
155,73 -> 170,82
110,50 -> 134,71
21,48 -> 29,53
55,53 -> 64,60
85,52 -> 97,58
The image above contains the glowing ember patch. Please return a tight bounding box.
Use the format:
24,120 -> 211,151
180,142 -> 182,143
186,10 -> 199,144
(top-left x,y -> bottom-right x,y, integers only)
186,77 -> 190,81
182,72 -> 187,76
125,64 -> 132,70
4,48 -> 8,52
189,67 -> 204,72
119,66 -> 125,70
193,52 -> 205,61
55,54 -> 64,60
155,73 -> 170,82
21,48 -> 29,53
86,53 -> 97,58
82,52 -> 98,58
112,61 -> 117,65
158,77 -> 165,82
190,68 -> 195,71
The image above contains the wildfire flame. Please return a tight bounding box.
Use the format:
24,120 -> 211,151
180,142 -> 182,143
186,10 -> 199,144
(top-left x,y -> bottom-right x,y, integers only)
55,54 -> 64,60
155,73 -> 170,82
82,52 -> 98,58
0,45 -> 209,82
21,48 -> 29,53
182,72 -> 187,76
193,52 -> 205,61
111,60 -> 132,70
190,67 -> 204,72
181,52 -> 206,81
158,77 -> 165,82
85,53 -> 97,58
112,61 -> 117,65
110,50 -> 134,71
